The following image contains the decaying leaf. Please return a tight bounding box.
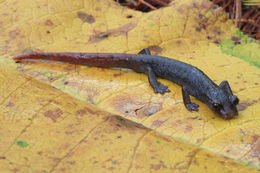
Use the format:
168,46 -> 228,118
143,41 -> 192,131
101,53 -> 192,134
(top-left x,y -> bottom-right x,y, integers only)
0,0 -> 259,172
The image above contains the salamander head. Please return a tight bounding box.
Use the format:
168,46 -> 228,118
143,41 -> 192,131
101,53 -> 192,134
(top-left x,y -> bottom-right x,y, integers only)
209,90 -> 239,120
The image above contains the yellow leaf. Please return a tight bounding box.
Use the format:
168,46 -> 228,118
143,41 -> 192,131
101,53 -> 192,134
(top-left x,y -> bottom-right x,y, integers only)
0,0 -> 259,172
0,58 -> 258,172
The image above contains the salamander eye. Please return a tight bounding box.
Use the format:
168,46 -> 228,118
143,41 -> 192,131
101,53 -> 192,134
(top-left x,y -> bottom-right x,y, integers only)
213,103 -> 222,110
230,95 -> 239,105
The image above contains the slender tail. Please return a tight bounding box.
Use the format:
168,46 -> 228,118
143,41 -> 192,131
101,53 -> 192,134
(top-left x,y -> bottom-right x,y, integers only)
13,52 -> 138,69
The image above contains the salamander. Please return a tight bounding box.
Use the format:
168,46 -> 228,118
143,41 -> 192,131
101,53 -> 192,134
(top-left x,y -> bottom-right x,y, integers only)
13,48 -> 239,120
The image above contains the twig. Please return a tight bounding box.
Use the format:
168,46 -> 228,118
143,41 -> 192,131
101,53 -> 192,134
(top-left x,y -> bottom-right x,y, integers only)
139,0 -> 158,10
235,0 -> 242,27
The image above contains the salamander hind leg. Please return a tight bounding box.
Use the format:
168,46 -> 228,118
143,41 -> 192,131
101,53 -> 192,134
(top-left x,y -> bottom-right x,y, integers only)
140,48 -> 170,94
182,87 -> 199,111
155,83 -> 170,94
146,66 -> 170,94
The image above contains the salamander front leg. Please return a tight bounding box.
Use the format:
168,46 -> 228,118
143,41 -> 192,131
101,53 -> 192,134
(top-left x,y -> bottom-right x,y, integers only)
146,66 -> 170,94
182,87 -> 199,111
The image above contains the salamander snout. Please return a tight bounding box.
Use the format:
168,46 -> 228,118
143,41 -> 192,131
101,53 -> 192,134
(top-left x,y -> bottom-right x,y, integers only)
220,109 -> 238,120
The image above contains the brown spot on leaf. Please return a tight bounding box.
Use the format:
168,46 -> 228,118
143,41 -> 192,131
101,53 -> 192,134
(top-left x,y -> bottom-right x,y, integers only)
126,15 -> 133,18
212,26 -> 222,35
238,88 -> 246,92
135,103 -> 162,117
175,119 -> 183,124
109,116 -> 148,133
77,12 -> 95,24
9,29 -> 20,39
177,8 -> 184,13
10,168 -> 19,173
150,164 -> 161,170
184,124 -> 193,132
150,161 -> 167,170
113,96 -> 161,118
176,40 -> 182,45
44,108 -> 63,122
197,13 -> 203,19
218,160 -> 226,165
57,168 -> 66,172
88,32 -> 110,43
191,2 -> 198,8
251,135 -> 260,159
252,135 -> 259,143
76,107 -> 97,116
0,156 -> 6,159
108,167 -> 115,171
67,161 -> 76,165
44,20 -> 54,26
152,120 -> 164,127
156,134 -> 172,143
135,165 -> 144,169
191,40 -> 197,45
64,130 -> 76,135
195,27 -> 201,32
188,116 -> 202,120
206,154 -> 212,158
237,100 -> 258,111
113,72 -> 123,77
213,39 -> 221,43
6,102 -> 15,107
52,157 -> 61,162
147,45 -> 163,55
196,138 -> 203,143
89,22 -> 137,43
